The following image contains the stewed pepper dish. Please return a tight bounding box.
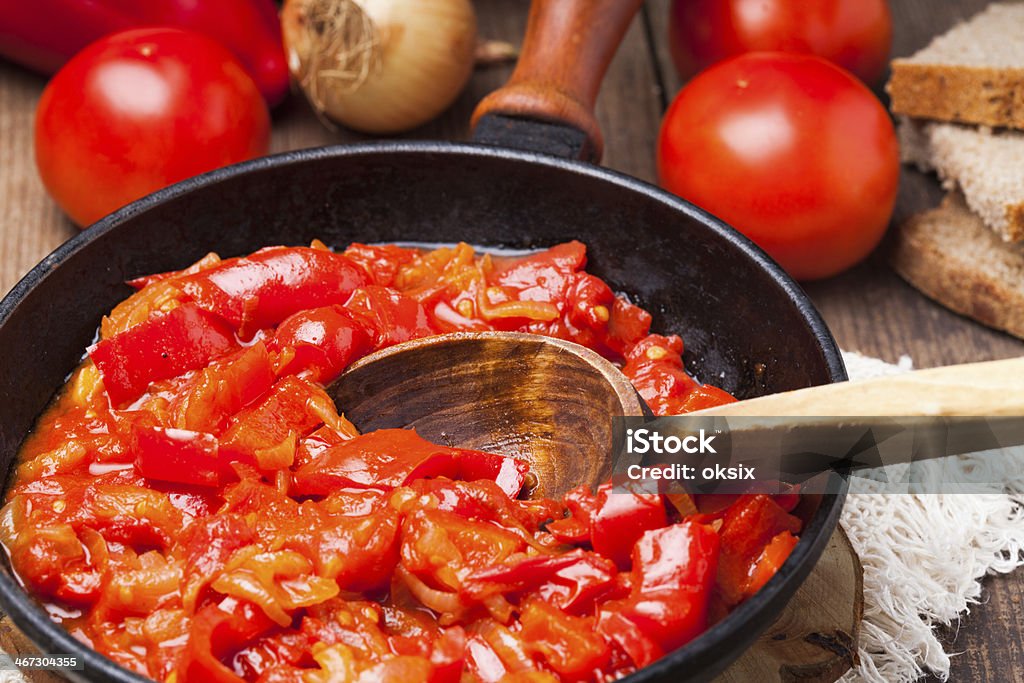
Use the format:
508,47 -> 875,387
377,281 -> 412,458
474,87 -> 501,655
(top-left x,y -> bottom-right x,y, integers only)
1,240 -> 803,682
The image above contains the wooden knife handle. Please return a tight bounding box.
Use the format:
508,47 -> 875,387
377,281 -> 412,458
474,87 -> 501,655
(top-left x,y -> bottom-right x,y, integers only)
694,357 -> 1024,417
471,0 -> 645,161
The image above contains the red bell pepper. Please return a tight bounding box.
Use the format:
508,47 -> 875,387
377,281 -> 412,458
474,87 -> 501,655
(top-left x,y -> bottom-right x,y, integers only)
342,243 -> 418,287
455,450 -> 529,499
271,305 -> 374,384
519,598 -> 610,680
545,485 -> 600,545
464,549 -> 619,615
133,425 -> 224,488
89,303 -> 237,406
179,247 -> 368,336
716,494 -> 802,605
0,0 -> 289,106
179,600 -> 276,683
292,429 -> 460,495
345,285 -> 438,350
598,522 -> 719,660
589,485 -> 668,570
219,375 -> 333,463
746,530 -> 799,596
169,341 -> 276,434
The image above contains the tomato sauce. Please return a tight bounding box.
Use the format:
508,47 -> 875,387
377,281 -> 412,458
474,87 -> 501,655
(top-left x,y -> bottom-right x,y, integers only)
2,241 -> 801,682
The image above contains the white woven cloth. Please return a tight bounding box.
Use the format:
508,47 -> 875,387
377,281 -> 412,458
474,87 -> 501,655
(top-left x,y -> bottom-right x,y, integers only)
840,351 -> 1024,682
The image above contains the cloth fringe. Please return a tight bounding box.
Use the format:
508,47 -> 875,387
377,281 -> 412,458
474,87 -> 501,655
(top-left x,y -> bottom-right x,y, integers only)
840,351 -> 1024,682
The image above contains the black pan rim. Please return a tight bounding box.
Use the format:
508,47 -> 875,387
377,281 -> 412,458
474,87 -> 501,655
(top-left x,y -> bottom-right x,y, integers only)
0,140 -> 848,683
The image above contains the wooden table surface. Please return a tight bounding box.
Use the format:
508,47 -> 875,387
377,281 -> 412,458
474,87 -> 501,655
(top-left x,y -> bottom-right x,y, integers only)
0,0 -> 1021,680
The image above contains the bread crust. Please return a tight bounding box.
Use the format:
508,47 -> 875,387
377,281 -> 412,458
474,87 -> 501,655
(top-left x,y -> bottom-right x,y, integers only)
891,194 -> 1024,339
888,62 -> 1024,130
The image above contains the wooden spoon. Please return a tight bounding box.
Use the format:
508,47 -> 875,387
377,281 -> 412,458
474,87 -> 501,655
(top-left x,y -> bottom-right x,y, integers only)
330,332 -> 1024,496
673,357 -> 1024,485
328,331 -> 646,499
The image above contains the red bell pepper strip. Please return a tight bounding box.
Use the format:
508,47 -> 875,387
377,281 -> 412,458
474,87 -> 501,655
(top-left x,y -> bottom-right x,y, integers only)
455,450 -> 529,499
463,551 -> 588,594
133,425 -> 223,488
599,521 -> 719,660
89,303 -> 237,406
179,600 -> 276,683
169,341 -> 276,434
342,243 -> 418,287
589,485 -> 668,569
0,0 -> 289,106
464,549 -> 619,615
545,485 -> 599,545
219,375 -> 333,463
745,531 -> 799,596
292,429 -> 460,495
596,610 -> 663,670
345,285 -> 438,350
489,241 -> 587,302
179,247 -> 368,336
271,305 -> 374,384
518,598 -> 610,680
716,495 -> 802,605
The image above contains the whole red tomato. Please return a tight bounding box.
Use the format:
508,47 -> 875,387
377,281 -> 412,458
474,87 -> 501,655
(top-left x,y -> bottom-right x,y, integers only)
657,52 -> 899,281
35,28 -> 270,227
669,0 -> 892,84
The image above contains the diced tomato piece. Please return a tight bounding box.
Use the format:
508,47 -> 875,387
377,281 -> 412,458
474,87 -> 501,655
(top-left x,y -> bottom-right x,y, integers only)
590,485 -> 667,569
621,333 -> 735,415
345,285 -> 437,349
179,247 -> 367,335
180,514 -> 257,611
89,303 -> 238,406
290,508 -> 401,592
6,524 -> 101,605
292,429 -> 459,495
271,305 -> 373,384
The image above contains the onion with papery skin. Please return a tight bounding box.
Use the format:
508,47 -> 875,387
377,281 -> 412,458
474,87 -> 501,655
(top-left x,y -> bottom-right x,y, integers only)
282,0 -> 477,134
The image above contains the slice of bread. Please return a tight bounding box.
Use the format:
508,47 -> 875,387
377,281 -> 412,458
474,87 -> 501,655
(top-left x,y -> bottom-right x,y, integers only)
888,2 -> 1024,129
891,191 -> 1024,339
899,118 -> 1024,242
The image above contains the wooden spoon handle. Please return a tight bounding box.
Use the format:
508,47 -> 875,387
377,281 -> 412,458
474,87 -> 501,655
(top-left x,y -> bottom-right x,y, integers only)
471,0 -> 645,161
694,357 -> 1024,417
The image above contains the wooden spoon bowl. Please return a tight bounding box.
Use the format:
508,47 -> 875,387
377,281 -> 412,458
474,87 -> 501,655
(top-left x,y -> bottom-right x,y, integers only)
329,331 -> 647,499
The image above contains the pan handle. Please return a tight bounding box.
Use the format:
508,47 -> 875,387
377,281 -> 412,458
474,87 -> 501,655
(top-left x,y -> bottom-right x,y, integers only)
470,0 -> 645,162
